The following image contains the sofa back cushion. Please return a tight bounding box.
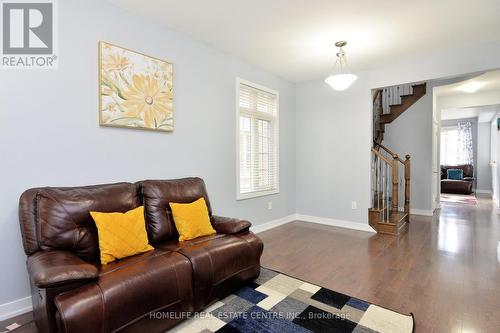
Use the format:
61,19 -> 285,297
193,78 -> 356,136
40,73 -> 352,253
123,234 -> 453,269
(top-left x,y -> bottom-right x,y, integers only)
441,164 -> 473,179
19,183 -> 140,261
138,178 -> 212,244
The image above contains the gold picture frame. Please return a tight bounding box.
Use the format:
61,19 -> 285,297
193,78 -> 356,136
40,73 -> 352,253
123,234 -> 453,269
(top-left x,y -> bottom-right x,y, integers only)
98,41 -> 174,132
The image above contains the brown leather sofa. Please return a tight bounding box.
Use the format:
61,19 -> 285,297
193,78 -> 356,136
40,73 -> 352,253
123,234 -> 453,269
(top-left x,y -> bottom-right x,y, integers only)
441,164 -> 474,194
18,178 -> 263,333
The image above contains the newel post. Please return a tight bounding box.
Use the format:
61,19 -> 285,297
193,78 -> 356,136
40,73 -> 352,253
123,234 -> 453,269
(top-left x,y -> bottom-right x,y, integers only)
391,154 -> 399,212
404,154 -> 411,217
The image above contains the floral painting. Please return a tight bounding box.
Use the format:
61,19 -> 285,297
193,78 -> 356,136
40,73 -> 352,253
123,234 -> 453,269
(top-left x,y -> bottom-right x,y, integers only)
99,41 -> 174,131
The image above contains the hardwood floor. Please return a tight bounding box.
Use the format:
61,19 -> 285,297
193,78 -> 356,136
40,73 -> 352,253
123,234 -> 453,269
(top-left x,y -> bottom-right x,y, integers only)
2,195 -> 498,332
260,195 -> 500,333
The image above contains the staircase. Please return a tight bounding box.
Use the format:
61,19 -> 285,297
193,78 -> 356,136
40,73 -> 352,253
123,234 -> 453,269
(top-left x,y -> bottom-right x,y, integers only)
370,82 -> 426,235
373,83 -> 426,144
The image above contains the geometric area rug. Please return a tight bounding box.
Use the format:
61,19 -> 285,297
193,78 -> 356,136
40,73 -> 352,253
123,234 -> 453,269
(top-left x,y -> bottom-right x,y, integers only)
168,267 -> 415,333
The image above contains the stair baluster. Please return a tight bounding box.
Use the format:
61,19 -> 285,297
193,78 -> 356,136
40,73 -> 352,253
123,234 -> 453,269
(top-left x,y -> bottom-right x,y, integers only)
391,155 -> 399,212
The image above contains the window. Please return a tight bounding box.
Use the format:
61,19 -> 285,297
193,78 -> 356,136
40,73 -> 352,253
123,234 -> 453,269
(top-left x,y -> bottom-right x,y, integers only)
441,126 -> 459,165
237,78 -> 279,200
440,122 -> 474,166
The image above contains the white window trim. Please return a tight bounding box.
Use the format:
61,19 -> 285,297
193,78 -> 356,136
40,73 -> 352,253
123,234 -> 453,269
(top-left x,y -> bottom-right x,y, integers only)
236,77 -> 280,200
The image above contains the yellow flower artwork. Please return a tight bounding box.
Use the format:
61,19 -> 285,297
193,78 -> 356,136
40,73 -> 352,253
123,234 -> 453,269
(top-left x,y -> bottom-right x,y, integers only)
99,41 -> 174,131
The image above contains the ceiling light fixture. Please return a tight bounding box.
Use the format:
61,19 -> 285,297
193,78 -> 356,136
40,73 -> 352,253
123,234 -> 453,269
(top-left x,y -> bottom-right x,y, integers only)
457,81 -> 484,93
325,41 -> 357,91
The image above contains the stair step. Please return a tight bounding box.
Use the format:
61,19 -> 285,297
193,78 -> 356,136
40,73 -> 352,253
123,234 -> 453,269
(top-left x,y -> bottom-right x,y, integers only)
378,83 -> 427,125
368,209 -> 409,236
390,211 -> 407,224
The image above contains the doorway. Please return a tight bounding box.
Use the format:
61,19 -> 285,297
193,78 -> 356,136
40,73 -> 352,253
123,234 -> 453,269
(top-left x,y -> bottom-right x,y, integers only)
432,70 -> 500,208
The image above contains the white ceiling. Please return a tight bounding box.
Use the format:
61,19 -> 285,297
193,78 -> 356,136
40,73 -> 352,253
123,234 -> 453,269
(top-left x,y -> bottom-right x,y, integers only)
438,71 -> 500,122
441,105 -> 500,122
435,70 -> 500,97
108,0 -> 500,82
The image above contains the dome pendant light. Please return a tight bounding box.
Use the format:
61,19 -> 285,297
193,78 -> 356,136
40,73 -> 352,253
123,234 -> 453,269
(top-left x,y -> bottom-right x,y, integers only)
325,41 -> 357,91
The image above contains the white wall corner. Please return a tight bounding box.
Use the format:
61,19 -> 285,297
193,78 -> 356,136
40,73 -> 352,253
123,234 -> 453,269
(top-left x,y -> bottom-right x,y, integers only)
0,296 -> 32,322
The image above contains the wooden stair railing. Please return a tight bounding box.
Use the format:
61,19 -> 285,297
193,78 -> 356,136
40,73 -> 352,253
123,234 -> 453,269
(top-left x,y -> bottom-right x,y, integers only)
369,141 -> 411,235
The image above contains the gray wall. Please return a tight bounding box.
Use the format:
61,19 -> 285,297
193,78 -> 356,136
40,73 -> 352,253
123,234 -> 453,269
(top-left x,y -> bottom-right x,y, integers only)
382,83 -> 437,212
0,0 -> 296,305
477,122 -> 492,192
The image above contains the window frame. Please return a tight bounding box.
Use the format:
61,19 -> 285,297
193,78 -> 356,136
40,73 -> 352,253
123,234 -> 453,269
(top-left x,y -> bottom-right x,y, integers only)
236,77 -> 280,200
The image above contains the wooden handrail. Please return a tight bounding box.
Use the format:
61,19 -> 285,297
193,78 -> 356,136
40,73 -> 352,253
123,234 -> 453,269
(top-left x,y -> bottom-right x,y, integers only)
371,148 -> 392,165
373,141 -> 406,164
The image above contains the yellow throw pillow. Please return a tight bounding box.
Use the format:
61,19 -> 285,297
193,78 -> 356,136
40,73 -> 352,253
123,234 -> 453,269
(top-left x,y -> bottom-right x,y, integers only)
90,206 -> 154,264
170,197 -> 216,241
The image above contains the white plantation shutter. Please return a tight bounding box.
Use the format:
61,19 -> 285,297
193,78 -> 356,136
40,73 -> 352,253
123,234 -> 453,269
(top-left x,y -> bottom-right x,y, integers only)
237,80 -> 279,199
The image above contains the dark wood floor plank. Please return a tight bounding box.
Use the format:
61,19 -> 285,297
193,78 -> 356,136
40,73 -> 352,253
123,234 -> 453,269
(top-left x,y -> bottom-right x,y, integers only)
260,196 -> 500,333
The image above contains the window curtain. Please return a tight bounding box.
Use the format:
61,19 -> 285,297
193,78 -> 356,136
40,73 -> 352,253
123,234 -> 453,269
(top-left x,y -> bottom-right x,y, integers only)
457,121 -> 473,165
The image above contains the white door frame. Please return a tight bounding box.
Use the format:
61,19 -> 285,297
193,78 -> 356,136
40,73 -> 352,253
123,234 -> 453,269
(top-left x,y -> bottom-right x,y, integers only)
431,88 -> 441,211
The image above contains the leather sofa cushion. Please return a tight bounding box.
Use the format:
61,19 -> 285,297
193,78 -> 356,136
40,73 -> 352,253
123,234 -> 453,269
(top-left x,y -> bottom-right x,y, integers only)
138,178 -> 213,244
158,232 -> 263,309
441,164 -> 473,179
36,183 -> 140,262
55,251 -> 193,333
95,248 -> 167,277
441,179 -> 473,194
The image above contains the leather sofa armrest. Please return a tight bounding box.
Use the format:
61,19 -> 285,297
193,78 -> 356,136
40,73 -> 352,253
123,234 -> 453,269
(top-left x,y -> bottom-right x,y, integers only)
27,251 -> 98,288
211,215 -> 251,234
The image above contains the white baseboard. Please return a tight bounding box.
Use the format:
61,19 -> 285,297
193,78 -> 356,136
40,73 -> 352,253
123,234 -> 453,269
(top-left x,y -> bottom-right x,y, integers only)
295,214 -> 376,233
252,213 -> 376,234
410,209 -> 434,216
476,189 -> 492,194
0,296 -> 32,322
251,214 -> 296,233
